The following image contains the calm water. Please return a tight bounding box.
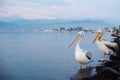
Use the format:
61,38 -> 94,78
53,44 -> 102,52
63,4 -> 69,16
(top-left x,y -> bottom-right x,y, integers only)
0,32 -> 112,80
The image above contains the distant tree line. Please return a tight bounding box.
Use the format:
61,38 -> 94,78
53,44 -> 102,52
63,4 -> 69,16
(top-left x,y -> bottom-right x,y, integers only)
53,26 -> 83,32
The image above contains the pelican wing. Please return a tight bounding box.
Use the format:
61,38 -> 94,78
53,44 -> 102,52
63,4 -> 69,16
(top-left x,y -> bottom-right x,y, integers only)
103,40 -> 118,49
102,40 -> 118,54
86,51 -> 92,60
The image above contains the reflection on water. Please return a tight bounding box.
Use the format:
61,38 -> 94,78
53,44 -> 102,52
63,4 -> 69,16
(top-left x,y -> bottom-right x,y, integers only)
70,67 -> 95,80
0,32 -> 111,80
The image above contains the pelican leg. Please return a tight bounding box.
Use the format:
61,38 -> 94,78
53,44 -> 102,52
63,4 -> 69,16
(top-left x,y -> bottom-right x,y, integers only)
101,55 -> 106,62
106,55 -> 109,61
103,54 -> 105,61
85,64 -> 89,69
80,64 -> 82,69
99,55 -> 105,62
105,55 -> 107,61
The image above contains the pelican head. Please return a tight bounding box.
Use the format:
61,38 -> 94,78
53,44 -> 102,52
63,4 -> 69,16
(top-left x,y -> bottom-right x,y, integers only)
92,31 -> 103,43
68,31 -> 84,48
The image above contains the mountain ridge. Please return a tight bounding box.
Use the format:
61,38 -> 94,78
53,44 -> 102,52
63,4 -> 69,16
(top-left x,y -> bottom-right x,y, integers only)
0,19 -> 116,30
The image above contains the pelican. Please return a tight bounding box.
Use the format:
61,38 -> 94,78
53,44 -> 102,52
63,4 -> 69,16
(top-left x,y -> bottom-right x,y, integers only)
68,31 -> 92,69
92,30 -> 118,61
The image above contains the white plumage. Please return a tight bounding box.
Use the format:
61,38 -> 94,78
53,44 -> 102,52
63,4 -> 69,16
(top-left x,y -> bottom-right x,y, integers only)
93,31 -> 118,61
68,31 -> 92,69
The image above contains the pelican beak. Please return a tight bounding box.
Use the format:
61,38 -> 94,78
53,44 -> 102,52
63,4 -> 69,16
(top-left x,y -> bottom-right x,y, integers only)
92,32 -> 102,44
68,34 -> 80,48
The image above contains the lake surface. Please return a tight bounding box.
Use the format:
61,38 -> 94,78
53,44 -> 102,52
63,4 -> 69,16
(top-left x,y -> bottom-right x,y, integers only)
0,32 -> 113,80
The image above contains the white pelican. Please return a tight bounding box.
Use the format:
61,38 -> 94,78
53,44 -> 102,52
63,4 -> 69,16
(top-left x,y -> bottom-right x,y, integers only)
92,31 -> 118,61
68,31 -> 92,69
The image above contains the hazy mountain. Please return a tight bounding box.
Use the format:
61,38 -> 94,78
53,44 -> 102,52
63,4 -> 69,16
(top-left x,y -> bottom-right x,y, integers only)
0,19 -> 116,30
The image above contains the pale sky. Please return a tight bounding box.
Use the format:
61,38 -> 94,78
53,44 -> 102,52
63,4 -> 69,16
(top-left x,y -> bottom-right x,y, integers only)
0,0 -> 120,21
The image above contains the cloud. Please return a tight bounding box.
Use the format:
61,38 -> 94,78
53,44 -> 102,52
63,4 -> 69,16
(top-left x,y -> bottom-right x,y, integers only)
0,0 -> 120,20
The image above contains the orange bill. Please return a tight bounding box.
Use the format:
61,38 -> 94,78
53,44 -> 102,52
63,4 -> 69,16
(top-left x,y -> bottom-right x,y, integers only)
92,32 -> 102,43
68,34 -> 80,48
